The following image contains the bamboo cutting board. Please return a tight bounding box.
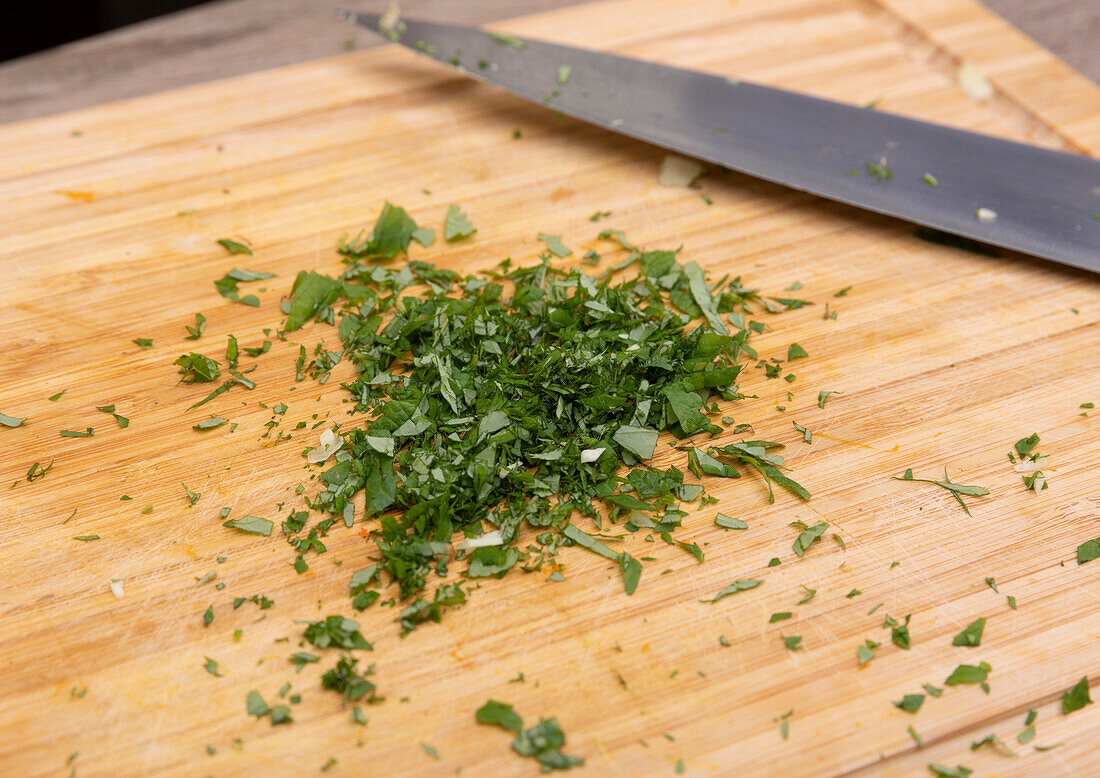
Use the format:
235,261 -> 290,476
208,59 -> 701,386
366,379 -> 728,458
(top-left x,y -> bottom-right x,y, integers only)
1,0 -> 1099,775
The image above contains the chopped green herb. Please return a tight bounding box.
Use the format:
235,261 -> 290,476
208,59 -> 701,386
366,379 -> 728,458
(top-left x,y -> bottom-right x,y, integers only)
223,515 -> 273,536
894,694 -> 924,713
95,404 -> 129,427
922,173 -> 940,187
857,640 -> 878,665
893,468 -> 989,515
184,312 -> 206,340
322,655 -> 381,703
217,238 -> 252,255
1062,676 -> 1091,714
1077,538 -> 1100,565
945,662 -> 991,685
444,204 -> 476,241
770,612 -> 792,623
202,605 -> 214,627
203,657 -> 223,677
214,268 -> 275,306
174,353 -> 220,383
714,513 -> 748,530
782,635 -> 802,651
60,428 -> 93,438
704,579 -> 762,604
792,421 -> 812,443
538,232 -> 572,257
928,764 -> 972,777
476,700 -> 583,770
817,391 -> 840,408
952,617 -> 986,647
194,416 -> 228,430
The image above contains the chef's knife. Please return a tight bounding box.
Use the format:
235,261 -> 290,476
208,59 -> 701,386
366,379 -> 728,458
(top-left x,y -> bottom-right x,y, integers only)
340,10 -> 1100,274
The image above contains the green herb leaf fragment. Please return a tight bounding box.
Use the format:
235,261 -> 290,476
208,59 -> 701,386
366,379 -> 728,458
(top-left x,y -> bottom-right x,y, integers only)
894,694 -> 924,713
217,238 -> 252,255
538,233 -> 572,257
222,516 -> 273,536
951,617 -> 986,647
444,205 -> 476,242
1062,676 -> 1091,714
1,412 -> 27,427
704,578 -> 762,604
945,662 -> 991,686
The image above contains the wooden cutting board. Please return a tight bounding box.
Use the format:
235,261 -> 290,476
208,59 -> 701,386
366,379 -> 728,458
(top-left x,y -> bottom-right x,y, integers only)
1,0 -> 1098,775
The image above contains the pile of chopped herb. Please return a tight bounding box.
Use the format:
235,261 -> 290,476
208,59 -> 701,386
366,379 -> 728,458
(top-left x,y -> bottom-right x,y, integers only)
258,202 -> 810,624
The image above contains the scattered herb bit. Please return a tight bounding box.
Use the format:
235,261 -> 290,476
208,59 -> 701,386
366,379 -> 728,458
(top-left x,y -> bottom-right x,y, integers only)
893,468 -> 989,515
782,635 -> 802,651
301,616 -> 373,651
791,521 -> 828,556
60,428 -> 94,438
48,390 -> 66,401
846,589 -> 861,598
798,586 -> 816,604
714,513 -> 748,530
322,655 -> 381,703
793,422 -> 812,443
194,416 -> 228,430
538,233 -> 572,257
444,205 -> 476,242
214,268 -> 276,306
909,726 -> 924,747
945,662 -> 991,686
922,173 -> 940,187
203,657 -> 223,677
217,238 -> 252,255
174,353 -> 220,383
184,312 -> 206,340
894,694 -> 925,713
223,515 -> 273,536
770,612 -> 792,623
557,65 -> 571,85
857,640 -> 878,665
95,404 -> 129,427
787,343 -> 808,360
928,764 -> 972,777
952,617 -> 986,647
704,579 -> 762,604
985,577 -> 999,593
817,391 -> 840,408
1078,538 -> 1100,565
27,460 -> 53,481
1062,676 -> 1091,714
476,700 -> 583,770
202,606 -> 214,627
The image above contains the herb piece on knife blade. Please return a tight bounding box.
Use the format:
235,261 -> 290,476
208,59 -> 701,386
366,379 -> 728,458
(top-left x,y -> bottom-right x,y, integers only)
489,33 -> 526,50
893,468 -> 989,515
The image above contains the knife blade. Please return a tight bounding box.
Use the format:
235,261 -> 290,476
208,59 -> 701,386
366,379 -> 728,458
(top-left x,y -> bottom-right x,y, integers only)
341,10 -> 1100,274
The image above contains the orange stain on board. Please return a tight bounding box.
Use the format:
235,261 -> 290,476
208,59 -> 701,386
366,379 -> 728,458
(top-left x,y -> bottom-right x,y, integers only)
813,432 -> 898,453
58,190 -> 95,202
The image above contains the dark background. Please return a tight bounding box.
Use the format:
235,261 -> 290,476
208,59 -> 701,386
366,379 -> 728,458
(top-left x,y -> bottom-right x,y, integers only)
2,0 -> 213,61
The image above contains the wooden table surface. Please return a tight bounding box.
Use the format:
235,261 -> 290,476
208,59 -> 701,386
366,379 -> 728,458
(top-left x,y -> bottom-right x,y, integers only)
0,0 -> 1097,123
2,0 -> 1099,777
